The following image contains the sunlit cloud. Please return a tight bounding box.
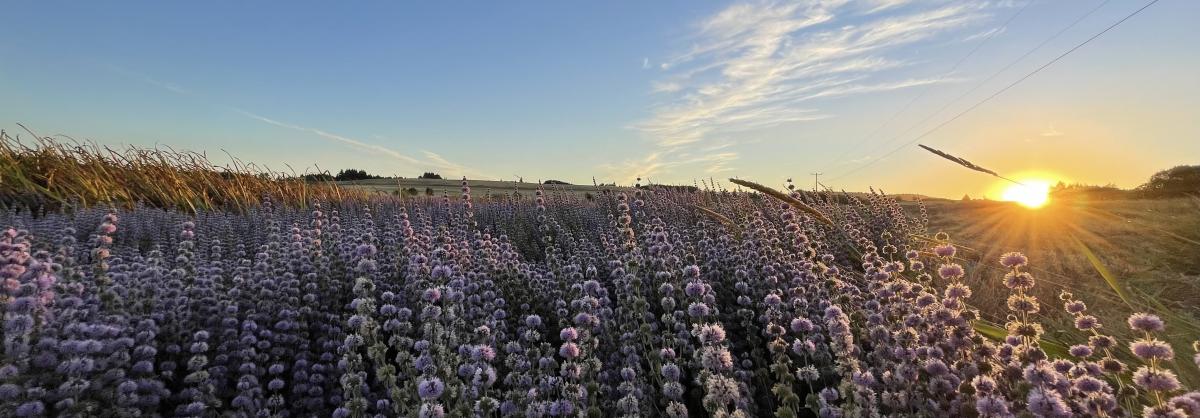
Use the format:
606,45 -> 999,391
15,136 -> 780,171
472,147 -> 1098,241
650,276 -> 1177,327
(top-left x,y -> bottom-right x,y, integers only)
961,26 -> 1006,42
601,148 -> 740,183
616,0 -> 990,181
650,81 -> 684,94
861,0 -> 910,15
1041,124 -> 1064,137
421,150 -> 479,178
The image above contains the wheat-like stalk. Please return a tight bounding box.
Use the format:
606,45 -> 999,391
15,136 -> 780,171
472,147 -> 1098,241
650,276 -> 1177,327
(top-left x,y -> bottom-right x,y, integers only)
728,178 -> 834,226
690,204 -> 743,239
918,144 -> 1024,185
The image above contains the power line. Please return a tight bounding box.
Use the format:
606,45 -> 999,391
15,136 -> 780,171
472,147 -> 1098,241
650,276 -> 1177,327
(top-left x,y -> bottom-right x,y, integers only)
843,0 -> 1112,167
820,0 -> 1035,172
825,0 -> 1160,183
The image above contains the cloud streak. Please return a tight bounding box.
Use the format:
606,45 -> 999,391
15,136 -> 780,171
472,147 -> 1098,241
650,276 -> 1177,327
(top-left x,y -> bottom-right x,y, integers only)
618,0 -> 990,182
101,62 -> 483,178
106,64 -> 191,95
1040,124 -> 1064,137
235,109 -> 482,177
961,26 -> 1006,43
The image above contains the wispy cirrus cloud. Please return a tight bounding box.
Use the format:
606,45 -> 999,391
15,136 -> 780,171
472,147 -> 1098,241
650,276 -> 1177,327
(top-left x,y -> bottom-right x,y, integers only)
600,150 -> 740,184
615,0 -> 991,182
961,26 -> 1006,42
861,0 -> 911,15
234,109 -> 483,177
106,64 -> 191,95
101,62 -> 482,178
1040,124 -> 1064,137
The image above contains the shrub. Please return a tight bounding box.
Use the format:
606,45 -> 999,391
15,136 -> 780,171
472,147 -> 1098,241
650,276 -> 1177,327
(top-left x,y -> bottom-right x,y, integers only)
1138,165 -> 1200,197
334,169 -> 380,181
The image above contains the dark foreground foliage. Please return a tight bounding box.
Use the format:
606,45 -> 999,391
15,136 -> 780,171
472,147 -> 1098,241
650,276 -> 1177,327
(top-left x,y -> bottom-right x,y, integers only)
1,179 -> 1198,417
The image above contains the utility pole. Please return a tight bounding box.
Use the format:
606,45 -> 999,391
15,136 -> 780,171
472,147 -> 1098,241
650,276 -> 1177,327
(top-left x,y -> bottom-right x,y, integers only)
810,172 -> 822,192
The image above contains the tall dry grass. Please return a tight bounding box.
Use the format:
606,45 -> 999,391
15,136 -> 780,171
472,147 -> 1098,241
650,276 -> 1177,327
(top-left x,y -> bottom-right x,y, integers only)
0,127 -> 362,212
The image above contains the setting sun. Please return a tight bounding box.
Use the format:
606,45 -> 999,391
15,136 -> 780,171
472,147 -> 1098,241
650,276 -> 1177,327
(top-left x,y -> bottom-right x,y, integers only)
1001,179 -> 1053,208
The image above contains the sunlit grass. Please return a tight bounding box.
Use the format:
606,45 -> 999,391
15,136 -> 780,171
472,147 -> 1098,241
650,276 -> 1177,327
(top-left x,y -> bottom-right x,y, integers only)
919,198 -> 1200,385
0,128 -> 361,212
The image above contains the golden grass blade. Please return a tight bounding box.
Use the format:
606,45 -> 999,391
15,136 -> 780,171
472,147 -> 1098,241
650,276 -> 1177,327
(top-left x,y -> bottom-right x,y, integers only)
1068,234 -> 1135,310
728,178 -> 834,226
973,320 -> 1070,359
691,204 -> 742,239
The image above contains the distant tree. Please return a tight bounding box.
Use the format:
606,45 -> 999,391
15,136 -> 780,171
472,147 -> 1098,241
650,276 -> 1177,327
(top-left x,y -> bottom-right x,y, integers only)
334,169 -> 380,181
1137,165 -> 1200,197
301,173 -> 335,182
1050,181 -> 1131,201
962,194 -> 972,201
405,187 -> 419,196
424,187 -> 434,196
419,172 -> 443,180
638,184 -> 698,193
543,179 -> 571,185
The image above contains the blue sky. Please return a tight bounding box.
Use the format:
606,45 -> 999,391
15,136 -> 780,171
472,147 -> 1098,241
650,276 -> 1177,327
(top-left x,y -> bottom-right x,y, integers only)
3,1 -> 1197,197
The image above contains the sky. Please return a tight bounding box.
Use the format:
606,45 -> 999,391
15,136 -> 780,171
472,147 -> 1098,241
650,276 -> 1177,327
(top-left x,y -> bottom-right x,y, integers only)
2,0 -> 1197,198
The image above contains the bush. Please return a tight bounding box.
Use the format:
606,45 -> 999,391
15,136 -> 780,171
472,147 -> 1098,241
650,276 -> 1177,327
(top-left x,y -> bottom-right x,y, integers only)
1138,165 -> 1200,197
334,169 -> 380,181
301,173 -> 335,182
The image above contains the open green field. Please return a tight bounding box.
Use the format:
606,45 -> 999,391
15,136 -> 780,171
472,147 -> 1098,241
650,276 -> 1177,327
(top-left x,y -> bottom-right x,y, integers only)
919,198 -> 1200,312
917,197 -> 1200,382
338,178 -> 633,199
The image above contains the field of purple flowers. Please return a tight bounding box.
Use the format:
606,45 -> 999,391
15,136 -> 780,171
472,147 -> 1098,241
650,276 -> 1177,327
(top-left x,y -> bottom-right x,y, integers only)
2,179 -> 1198,417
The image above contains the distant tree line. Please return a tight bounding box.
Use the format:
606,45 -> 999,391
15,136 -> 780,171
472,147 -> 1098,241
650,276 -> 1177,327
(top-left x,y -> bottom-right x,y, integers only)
300,169 -> 382,182
1051,165 -> 1200,200
1136,165 -> 1200,197
300,170 -> 451,182
297,164 -> 1200,201
638,184 -> 699,193
300,173 -> 335,182
334,169 -> 381,181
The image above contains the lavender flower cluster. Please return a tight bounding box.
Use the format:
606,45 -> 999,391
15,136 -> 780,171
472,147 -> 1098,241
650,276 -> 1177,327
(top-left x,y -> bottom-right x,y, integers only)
1,180 -> 1197,417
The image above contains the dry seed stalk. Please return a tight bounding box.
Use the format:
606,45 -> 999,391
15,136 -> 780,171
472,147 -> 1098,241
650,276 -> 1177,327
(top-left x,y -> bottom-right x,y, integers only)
728,178 -> 834,226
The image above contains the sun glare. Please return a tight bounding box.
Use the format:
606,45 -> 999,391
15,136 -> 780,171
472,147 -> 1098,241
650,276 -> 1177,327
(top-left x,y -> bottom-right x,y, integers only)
1001,179 -> 1053,208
